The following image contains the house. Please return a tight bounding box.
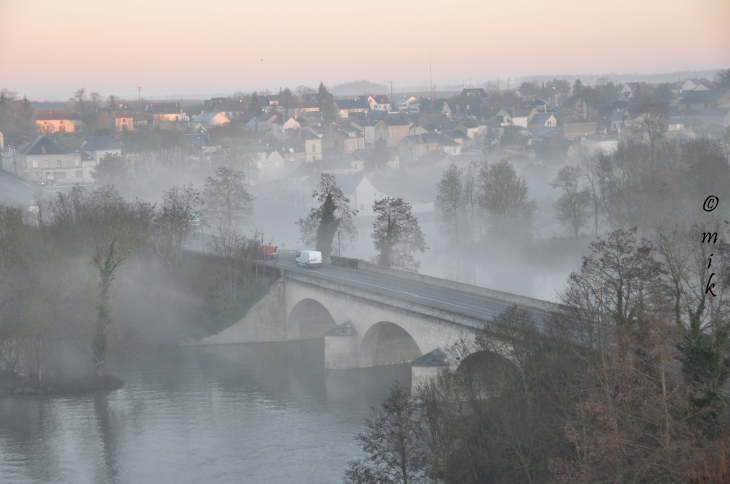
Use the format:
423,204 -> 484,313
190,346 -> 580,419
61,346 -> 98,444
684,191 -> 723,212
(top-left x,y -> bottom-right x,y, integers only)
245,113 -> 278,132
10,135 -> 95,183
335,97 -> 370,118
681,78 -> 711,93
496,108 -> 538,128
621,82 -> 648,99
132,112 -> 154,128
527,113 -> 557,133
609,109 -> 638,132
393,96 -> 419,113
422,132 -> 461,155
455,120 -> 482,143
417,149 -> 451,170
417,114 -> 455,131
367,95 -> 391,112
35,110 -> 83,133
678,89 -> 730,110
287,129 -> 322,162
442,130 -> 472,148
460,88 -> 488,99
398,135 -> 439,163
80,136 -> 122,163
374,117 -> 410,146
683,108 -> 730,128
583,134 -> 618,155
192,111 -> 230,128
336,174 -> 388,215
204,97 -> 248,119
289,101 -> 320,118
321,124 -> 365,155
350,118 -> 377,144
111,111 -> 134,132
145,102 -> 188,122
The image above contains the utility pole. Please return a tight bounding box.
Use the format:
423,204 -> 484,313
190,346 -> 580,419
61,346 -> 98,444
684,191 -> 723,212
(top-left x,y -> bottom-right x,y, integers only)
138,86 -> 142,109
429,50 -> 435,101
390,81 -> 394,112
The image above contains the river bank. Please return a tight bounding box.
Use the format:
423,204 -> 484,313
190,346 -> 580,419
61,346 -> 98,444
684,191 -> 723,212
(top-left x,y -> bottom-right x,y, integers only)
0,373 -> 123,395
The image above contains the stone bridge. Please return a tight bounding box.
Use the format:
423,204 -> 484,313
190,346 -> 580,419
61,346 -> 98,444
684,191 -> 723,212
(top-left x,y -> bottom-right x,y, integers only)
199,258 -> 555,389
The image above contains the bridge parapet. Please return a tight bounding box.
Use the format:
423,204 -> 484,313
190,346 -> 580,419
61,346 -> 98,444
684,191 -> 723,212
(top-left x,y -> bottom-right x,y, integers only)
330,257 -> 557,317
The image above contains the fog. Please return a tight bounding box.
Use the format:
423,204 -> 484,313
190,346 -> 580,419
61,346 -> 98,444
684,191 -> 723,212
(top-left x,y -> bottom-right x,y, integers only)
2,12 -> 730,478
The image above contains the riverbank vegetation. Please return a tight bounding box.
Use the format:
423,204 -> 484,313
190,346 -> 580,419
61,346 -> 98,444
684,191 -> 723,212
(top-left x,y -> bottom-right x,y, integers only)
347,226 -> 730,483
0,175 -> 269,392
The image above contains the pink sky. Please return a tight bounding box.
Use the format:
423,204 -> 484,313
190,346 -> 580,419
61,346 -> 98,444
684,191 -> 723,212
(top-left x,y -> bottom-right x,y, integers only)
1,0 -> 729,99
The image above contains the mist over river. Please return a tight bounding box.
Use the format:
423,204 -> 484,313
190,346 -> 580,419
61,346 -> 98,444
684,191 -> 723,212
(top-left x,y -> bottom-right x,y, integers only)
0,340 -> 410,484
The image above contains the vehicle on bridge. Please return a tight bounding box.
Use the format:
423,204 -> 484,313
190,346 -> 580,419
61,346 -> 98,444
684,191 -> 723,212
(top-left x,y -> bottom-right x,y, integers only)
295,250 -> 322,268
260,245 -> 279,260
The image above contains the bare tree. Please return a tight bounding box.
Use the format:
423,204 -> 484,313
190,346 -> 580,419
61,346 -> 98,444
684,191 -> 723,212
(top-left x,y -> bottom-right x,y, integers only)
551,165 -> 591,244
435,163 -> 466,246
371,197 -> 428,272
345,382 -> 428,484
203,166 -> 254,227
155,184 -> 203,268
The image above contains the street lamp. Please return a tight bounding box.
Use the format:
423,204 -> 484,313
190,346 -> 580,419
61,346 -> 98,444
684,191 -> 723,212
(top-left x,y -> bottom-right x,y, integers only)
337,225 -> 341,257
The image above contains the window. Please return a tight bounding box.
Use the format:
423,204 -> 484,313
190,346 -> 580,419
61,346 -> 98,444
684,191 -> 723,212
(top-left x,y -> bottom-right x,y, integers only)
56,160 -> 62,167
311,144 -> 315,152
44,160 -> 50,168
75,159 -> 80,167
33,172 -> 39,179
32,161 -> 38,168
60,120 -> 64,124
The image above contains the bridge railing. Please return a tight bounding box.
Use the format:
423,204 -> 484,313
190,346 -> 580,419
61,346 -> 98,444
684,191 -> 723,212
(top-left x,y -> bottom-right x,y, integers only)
328,256 -> 555,315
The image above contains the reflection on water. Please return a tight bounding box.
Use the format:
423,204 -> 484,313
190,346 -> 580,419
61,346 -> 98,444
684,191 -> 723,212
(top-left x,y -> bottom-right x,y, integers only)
0,340 -> 411,484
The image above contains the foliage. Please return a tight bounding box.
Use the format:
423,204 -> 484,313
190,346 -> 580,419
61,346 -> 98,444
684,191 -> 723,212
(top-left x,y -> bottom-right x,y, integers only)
551,165 -> 591,244
154,183 -> 203,268
297,174 -> 357,260
92,153 -> 129,186
477,158 -> 536,232
366,137 -> 389,171
371,197 -> 428,272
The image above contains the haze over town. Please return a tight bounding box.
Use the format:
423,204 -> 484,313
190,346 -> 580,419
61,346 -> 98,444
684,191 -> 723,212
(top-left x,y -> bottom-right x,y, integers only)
1,0 -> 730,483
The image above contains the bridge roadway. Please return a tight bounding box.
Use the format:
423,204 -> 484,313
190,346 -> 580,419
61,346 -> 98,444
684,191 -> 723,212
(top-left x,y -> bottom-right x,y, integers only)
269,259 -> 548,325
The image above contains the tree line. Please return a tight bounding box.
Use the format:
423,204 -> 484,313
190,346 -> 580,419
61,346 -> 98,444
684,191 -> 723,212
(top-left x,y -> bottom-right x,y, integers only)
345,225 -> 730,483
0,166 -> 257,382
298,174 -> 428,272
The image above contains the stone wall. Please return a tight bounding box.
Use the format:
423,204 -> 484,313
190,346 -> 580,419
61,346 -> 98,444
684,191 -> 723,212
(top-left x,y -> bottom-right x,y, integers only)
198,279 -> 288,344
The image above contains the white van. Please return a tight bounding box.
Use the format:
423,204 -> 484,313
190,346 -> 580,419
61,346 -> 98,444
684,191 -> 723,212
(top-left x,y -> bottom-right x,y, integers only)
295,250 -> 323,268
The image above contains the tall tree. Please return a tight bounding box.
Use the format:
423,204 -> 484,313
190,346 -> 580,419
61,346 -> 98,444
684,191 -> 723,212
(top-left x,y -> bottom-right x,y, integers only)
345,382 -> 428,484
478,158 -> 536,233
203,166 -> 254,226
92,153 -> 129,186
317,82 -> 338,121
248,91 -> 262,117
435,163 -> 466,246
371,197 -> 428,272
366,137 -> 389,171
551,165 -> 591,245
155,183 -> 203,267
633,97 -> 668,169
298,174 -> 357,260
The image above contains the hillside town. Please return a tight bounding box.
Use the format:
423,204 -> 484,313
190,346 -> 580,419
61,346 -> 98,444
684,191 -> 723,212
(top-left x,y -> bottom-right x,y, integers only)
2,74 -> 729,202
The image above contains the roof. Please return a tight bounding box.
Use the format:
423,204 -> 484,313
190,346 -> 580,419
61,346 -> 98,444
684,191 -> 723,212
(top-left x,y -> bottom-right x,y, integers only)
418,149 -> 450,164
335,174 -> 365,195
80,136 -> 121,152
145,102 -> 182,114
680,89 -> 730,105
369,95 -> 390,104
112,111 -> 134,118
34,110 -> 81,121
193,111 -> 229,123
460,88 -> 488,98
530,113 -> 554,124
336,98 -> 369,109
422,132 -> 459,146
21,135 -> 68,156
377,117 -> 410,126
443,130 -> 471,141
535,126 -> 558,137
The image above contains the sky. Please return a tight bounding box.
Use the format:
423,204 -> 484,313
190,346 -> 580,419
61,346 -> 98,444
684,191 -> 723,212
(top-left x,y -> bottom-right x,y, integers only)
1,0 -> 729,100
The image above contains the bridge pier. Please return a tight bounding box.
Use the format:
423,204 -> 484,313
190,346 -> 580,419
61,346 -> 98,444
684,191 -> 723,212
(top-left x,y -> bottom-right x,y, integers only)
410,349 -> 450,395
324,322 -> 359,369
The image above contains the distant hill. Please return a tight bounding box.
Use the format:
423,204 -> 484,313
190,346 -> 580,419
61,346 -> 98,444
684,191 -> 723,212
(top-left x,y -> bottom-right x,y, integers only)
331,80 -> 388,96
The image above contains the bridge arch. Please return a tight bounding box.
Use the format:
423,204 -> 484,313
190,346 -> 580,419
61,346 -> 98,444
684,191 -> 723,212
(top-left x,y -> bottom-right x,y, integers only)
359,321 -> 423,368
288,298 -> 337,339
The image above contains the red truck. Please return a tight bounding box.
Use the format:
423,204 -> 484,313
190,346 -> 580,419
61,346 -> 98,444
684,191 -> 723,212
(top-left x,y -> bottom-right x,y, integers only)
260,245 -> 278,260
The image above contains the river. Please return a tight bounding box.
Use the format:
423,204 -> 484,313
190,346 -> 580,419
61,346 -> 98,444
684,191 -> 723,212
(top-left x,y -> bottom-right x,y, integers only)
0,340 -> 411,483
